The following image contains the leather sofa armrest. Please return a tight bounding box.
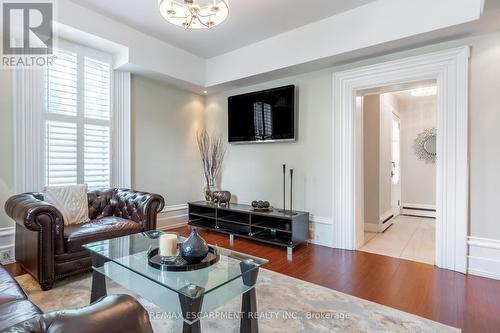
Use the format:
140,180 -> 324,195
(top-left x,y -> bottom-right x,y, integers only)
2,294 -> 154,333
4,193 -> 64,233
112,189 -> 165,231
4,193 -> 65,255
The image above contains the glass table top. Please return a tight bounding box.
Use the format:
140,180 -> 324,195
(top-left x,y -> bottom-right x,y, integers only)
84,231 -> 268,301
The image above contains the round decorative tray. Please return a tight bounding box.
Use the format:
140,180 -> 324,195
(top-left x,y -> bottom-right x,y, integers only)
252,207 -> 273,212
148,245 -> 220,271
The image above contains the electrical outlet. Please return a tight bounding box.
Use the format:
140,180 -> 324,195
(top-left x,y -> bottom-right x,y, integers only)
0,249 -> 13,264
315,233 -> 322,243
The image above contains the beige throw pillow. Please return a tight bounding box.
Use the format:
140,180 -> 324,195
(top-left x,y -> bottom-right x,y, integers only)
44,185 -> 90,226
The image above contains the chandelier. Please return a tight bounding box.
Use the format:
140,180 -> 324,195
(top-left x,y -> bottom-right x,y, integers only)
158,0 -> 229,29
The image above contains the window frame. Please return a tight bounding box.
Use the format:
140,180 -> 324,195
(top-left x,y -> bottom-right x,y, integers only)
42,40 -> 114,188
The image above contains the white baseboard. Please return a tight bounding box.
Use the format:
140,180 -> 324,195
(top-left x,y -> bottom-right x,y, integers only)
468,236 -> 500,280
379,210 -> 394,223
401,202 -> 436,218
309,216 -> 333,247
364,210 -> 395,234
162,204 -> 189,213
158,204 -> 188,230
0,227 -> 15,264
161,221 -> 189,230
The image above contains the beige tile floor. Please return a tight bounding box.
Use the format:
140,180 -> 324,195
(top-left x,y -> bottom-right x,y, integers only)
358,215 -> 435,265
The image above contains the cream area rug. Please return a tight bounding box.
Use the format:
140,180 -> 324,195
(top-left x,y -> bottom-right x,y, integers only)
16,269 -> 460,333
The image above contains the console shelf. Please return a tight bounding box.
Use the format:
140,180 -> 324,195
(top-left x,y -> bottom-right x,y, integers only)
188,201 -> 309,251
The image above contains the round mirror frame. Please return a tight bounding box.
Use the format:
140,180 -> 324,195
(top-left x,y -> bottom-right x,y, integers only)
414,128 -> 437,163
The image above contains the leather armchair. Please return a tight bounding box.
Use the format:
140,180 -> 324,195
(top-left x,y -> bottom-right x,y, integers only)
5,188 -> 165,290
0,263 -> 153,333
2,294 -> 153,333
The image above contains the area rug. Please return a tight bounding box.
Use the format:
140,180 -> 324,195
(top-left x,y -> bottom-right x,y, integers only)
16,269 -> 459,333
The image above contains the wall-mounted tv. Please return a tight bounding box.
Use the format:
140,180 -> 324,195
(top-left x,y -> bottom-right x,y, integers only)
228,85 -> 295,143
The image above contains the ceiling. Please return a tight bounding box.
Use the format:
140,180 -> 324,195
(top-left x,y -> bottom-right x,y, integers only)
72,0 -> 375,58
391,85 -> 438,103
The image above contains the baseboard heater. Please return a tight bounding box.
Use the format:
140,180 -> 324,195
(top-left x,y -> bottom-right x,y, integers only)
401,205 -> 436,218
382,215 -> 394,224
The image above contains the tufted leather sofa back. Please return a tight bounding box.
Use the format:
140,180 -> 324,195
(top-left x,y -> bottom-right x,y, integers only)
113,189 -> 144,221
87,188 -> 164,230
87,189 -> 115,220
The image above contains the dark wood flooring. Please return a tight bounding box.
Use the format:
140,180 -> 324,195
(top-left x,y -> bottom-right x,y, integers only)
172,225 -> 500,333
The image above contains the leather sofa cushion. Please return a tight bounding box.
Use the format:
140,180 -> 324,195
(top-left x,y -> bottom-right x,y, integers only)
64,216 -> 143,253
0,265 -> 42,330
0,267 -> 27,305
0,300 -> 42,331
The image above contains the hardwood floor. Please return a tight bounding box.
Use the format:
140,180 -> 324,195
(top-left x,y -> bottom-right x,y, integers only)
172,225 -> 500,333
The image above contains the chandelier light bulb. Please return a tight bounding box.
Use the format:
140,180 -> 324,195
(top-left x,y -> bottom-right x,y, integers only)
159,0 -> 229,29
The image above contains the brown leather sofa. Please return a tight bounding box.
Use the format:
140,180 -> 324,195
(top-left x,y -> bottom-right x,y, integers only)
4,188 -> 165,290
0,264 -> 154,333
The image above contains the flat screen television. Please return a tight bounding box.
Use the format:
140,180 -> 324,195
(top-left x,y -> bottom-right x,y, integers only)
228,85 -> 295,143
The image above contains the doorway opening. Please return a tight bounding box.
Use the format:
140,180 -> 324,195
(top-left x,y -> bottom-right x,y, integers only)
332,47 -> 469,273
357,83 -> 437,265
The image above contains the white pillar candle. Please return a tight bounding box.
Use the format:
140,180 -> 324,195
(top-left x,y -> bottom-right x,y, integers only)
159,233 -> 178,257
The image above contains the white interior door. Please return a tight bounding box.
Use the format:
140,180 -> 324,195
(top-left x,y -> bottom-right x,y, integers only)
390,114 -> 401,216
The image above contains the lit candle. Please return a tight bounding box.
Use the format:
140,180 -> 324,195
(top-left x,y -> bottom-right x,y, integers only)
159,233 -> 178,257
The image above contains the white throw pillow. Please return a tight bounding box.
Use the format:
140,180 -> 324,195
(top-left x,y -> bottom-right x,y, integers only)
44,185 -> 90,226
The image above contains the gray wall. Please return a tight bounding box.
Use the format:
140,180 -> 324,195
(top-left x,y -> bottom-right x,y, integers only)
0,73 -> 205,229
204,30 -> 500,240
0,31 -> 500,240
469,32 -> 500,239
205,70 -> 333,217
400,97 -> 437,206
0,69 -> 14,228
131,75 -> 205,206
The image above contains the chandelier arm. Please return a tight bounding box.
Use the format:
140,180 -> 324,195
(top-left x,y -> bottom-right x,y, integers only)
186,15 -> 194,29
169,15 -> 189,19
197,16 -> 211,28
198,13 -> 215,18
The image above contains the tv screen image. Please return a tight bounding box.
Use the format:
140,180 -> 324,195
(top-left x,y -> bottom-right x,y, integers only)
228,85 -> 295,143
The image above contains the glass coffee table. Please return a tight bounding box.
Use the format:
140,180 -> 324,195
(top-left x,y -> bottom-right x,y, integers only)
84,231 -> 268,333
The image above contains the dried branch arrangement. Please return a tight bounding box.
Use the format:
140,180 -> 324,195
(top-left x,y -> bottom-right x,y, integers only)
196,129 -> 226,187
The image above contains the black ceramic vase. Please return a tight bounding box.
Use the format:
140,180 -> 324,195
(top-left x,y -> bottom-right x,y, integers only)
181,228 -> 209,264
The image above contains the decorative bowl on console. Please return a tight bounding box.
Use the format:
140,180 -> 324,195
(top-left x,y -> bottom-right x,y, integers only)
251,200 -> 273,212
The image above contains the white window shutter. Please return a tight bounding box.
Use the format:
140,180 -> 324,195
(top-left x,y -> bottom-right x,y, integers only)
47,50 -> 77,117
84,57 -> 110,120
45,120 -> 78,186
84,124 -> 110,188
44,45 -> 113,189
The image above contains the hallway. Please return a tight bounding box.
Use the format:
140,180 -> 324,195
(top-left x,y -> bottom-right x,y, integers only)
359,215 -> 435,265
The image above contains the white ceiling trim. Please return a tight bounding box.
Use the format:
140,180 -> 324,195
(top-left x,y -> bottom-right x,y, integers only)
54,0 -> 484,92
56,0 -> 206,86
206,0 -> 483,86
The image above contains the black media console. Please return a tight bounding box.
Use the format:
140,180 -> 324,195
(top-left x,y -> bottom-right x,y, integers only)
188,201 -> 310,254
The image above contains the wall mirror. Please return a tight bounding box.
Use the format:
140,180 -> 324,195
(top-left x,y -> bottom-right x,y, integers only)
414,128 -> 437,163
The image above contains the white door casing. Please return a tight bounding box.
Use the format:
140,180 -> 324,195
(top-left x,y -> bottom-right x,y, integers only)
332,47 -> 469,273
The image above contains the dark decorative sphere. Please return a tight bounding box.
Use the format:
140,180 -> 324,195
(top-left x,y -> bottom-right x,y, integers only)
257,200 -> 264,208
251,201 -> 258,207
263,201 -> 270,208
